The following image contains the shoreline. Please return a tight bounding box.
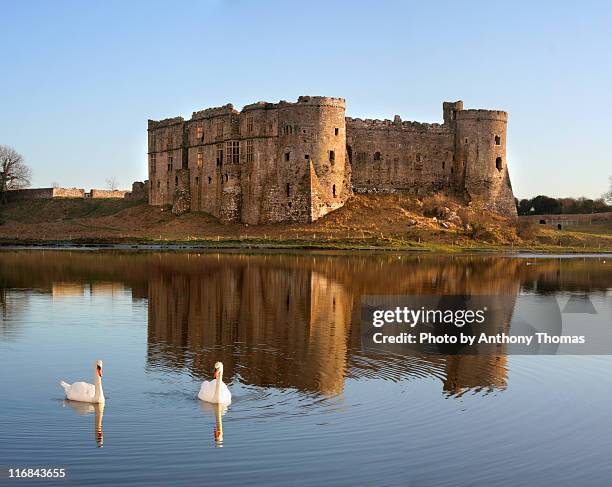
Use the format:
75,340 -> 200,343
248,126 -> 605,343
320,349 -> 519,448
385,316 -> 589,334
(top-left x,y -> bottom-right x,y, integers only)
1,238 -> 610,255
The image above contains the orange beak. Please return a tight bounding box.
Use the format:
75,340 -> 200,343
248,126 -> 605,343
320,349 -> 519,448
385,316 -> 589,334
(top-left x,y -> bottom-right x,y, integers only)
97,366 -> 102,377
213,370 -> 218,380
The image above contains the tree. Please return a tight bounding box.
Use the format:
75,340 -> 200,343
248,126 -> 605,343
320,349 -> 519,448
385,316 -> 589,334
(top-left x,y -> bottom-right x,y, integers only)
517,198 -> 533,215
0,145 -> 32,203
531,195 -> 561,214
604,176 -> 612,205
105,176 -> 118,191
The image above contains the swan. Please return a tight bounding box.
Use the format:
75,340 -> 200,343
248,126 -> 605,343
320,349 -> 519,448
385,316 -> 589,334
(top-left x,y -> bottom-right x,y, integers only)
198,362 -> 231,405
60,360 -> 105,404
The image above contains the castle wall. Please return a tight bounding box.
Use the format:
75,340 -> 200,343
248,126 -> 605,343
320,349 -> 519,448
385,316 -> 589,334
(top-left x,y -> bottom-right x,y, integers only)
346,118 -> 455,196
6,188 -> 55,201
89,189 -> 128,199
53,188 -> 86,198
6,187 -> 86,202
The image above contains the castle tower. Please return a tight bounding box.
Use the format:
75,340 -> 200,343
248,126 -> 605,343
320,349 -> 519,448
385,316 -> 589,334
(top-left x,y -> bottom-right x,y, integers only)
273,96 -> 352,223
454,109 -> 517,216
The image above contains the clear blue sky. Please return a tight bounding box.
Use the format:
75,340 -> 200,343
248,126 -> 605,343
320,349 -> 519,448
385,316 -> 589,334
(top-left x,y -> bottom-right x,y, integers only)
1,0 -> 610,199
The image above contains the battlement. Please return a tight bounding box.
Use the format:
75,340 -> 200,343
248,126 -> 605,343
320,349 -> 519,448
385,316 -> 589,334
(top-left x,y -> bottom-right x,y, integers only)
148,117 -> 184,130
456,109 -> 508,122
191,104 -> 240,120
346,117 -> 449,133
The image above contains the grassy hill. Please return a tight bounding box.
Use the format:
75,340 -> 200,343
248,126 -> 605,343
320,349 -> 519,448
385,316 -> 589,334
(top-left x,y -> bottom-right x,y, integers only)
0,195 -> 610,252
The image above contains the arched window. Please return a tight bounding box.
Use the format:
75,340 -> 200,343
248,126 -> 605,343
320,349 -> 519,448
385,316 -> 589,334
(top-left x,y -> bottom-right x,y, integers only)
332,184 -> 336,197
496,157 -> 503,171
495,135 -> 501,145
374,151 -> 381,161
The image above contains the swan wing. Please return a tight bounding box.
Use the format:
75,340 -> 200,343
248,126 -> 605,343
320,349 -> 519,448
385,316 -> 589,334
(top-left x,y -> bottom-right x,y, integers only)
218,382 -> 232,405
198,379 -> 217,402
65,381 -> 95,402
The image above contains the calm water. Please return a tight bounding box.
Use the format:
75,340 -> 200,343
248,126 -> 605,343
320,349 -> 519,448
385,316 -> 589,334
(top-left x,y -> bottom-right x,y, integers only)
0,250 -> 611,486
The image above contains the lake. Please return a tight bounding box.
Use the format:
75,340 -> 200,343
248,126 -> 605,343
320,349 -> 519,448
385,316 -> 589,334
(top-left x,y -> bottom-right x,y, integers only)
1,250 -> 611,486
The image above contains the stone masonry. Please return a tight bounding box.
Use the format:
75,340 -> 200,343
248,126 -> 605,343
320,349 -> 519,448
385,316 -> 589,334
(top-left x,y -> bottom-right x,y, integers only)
147,97 -> 516,224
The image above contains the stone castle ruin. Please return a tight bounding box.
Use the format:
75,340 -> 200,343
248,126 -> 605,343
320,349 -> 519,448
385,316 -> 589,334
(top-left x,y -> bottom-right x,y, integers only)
147,96 -> 516,223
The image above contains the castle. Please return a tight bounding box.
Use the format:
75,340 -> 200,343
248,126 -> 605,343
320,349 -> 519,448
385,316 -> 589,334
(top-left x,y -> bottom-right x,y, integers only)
147,96 -> 516,224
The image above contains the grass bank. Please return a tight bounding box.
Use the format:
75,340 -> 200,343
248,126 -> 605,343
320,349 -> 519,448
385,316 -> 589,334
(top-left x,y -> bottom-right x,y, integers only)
0,195 -> 610,253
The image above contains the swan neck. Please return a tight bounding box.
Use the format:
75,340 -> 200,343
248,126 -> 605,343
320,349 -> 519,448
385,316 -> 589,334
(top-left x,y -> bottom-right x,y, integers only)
94,374 -> 105,403
215,372 -> 222,398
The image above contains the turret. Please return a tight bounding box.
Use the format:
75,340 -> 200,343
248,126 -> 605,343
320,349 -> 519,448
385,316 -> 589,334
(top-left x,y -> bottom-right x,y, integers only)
443,100 -> 464,125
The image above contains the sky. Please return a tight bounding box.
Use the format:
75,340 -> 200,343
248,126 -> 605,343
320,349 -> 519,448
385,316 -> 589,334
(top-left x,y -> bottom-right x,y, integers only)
0,0 -> 610,200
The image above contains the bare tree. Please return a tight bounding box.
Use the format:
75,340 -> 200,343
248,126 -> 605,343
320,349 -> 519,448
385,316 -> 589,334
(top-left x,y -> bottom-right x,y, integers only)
51,181 -> 60,188
0,145 -> 32,203
105,176 -> 118,191
604,176 -> 612,205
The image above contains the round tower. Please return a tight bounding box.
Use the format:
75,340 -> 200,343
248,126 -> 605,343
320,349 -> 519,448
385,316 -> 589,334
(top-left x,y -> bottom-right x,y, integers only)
455,109 -> 516,217
277,96 -> 351,222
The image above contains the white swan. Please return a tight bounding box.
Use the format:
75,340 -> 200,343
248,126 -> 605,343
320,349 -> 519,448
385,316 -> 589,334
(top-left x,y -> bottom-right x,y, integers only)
60,360 -> 105,404
198,361 -> 231,405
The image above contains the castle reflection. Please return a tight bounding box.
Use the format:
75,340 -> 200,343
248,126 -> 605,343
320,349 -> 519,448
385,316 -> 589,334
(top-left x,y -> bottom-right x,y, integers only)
0,250 -> 609,397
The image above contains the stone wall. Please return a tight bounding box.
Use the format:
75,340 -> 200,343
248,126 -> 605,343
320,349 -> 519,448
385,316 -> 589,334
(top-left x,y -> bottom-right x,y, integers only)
53,187 -> 85,198
520,212 -> 612,226
125,181 -> 149,201
7,185 -> 147,203
6,188 -> 55,201
346,117 -> 455,196
6,187 -> 87,202
89,189 -> 129,199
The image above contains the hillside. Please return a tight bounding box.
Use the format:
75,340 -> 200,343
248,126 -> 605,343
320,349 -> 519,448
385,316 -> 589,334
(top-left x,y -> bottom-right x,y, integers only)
0,195 -> 610,251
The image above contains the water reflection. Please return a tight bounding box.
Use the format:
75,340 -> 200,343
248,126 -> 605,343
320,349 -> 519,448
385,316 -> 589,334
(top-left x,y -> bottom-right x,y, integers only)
63,401 -> 105,448
1,250 -> 610,398
199,401 -> 228,446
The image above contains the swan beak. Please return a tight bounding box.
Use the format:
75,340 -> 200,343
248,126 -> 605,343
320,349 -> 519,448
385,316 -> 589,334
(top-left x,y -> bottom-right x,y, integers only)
213,370 -> 218,380
97,365 -> 102,377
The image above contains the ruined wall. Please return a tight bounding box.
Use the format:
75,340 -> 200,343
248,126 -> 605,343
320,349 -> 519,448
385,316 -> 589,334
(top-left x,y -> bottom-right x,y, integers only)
125,181 -> 148,201
89,189 -> 129,199
53,187 -> 85,198
6,188 -> 55,201
6,187 -> 86,202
